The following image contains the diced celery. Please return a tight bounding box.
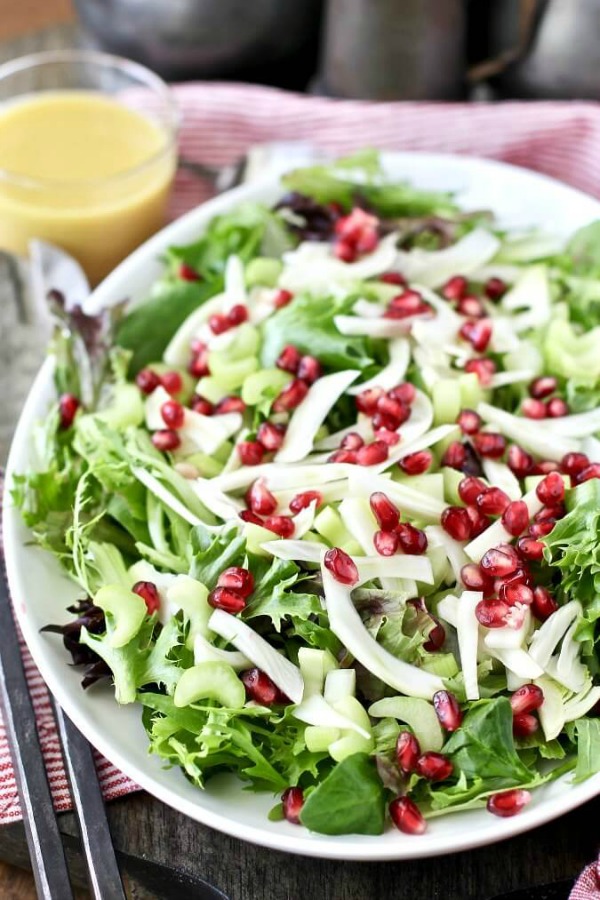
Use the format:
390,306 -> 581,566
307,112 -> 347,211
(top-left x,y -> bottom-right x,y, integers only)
298,647 -> 338,698
302,530 -> 329,546
432,379 -> 462,426
324,669 -> 355,704
243,522 -> 280,555
227,323 -> 261,361
442,466 -> 468,505
167,576 -> 212,644
207,353 -> 258,392
305,726 -> 341,753
185,452 -> 223,478
314,507 -> 356,548
420,652 -> 459,678
96,384 -> 144,428
173,661 -> 245,708
213,440 -> 233,464
94,585 -> 147,649
369,696 -> 444,751
328,696 -> 374,762
245,257 -> 282,288
242,368 -> 291,406
420,544 -> 451,594
195,376 -> 229,404
459,372 -> 485,410
394,472 -> 445,502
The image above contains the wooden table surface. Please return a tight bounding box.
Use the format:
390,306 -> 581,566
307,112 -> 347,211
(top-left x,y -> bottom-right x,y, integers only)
1,19 -> 599,900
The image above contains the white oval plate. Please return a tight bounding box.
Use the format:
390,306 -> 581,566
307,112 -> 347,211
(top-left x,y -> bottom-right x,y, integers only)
4,153 -> 600,861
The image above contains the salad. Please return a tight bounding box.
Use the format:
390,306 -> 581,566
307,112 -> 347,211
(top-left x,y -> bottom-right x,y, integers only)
13,151 -> 600,838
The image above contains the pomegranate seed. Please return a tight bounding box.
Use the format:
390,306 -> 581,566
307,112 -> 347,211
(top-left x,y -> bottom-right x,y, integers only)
380,271 -> 407,286
476,487 -> 511,516
389,383 -> 416,405
476,597 -> 510,628
209,313 -> 230,335
416,752 -> 453,782
356,441 -> 389,466
160,400 -> 185,429
355,387 -> 384,415
499,582 -> 534,606
495,541 -> 520,561
274,289 -> 293,309
513,713 -> 539,737
442,275 -> 468,301
191,396 -> 213,415
398,450 -> 432,475
464,357 -> 496,386
561,452 -> 589,477
297,355 -> 322,384
396,731 -> 421,773
324,548 -> 359,586
178,262 -> 200,281
189,349 -> 210,378
334,240 -> 357,262
377,394 -> 410,425
529,376 -> 557,399
480,547 -> 519,577
461,563 -> 493,593
474,432 -> 507,459
340,432 -> 364,450
528,521 -> 554,538
242,668 -> 279,705
458,476 -> 488,505
370,492 -> 400,531
372,411 -> 401,432
396,523 -> 428,555
328,449 -> 357,464
442,442 -> 467,470
574,463 -> 600,484
217,566 -> 255,598
487,789 -> 531,818
191,338 -> 206,354
531,586 -> 558,621
457,295 -> 486,318
459,318 -> 492,352
388,288 -> 424,312
375,427 -> 401,446
132,580 -> 161,614
237,441 -> 264,466
516,536 -> 544,561
389,796 -> 426,835
276,345 -> 301,374
441,506 -> 472,541
215,396 -> 246,415
239,509 -> 264,526
152,429 -> 181,451
507,444 -> 534,478
468,506 -> 491,539
135,368 -> 161,395
423,619 -> 446,652
58,393 -> 80,429
522,398 -> 547,420
484,277 -> 507,301
272,379 -> 308,413
246,479 -> 277,515
536,472 -> 565,506
356,227 -> 379,254
511,684 -> 544,715
264,515 -> 295,538
501,500 -> 530,536
289,490 -> 322,514
374,530 -> 400,556
256,421 -> 285,451
433,691 -> 463,732
546,397 -> 569,418
335,207 -> 378,241
457,409 -> 482,435
208,586 -> 246,613
227,304 -> 248,327
281,787 -> 304,825
158,372 -> 183,397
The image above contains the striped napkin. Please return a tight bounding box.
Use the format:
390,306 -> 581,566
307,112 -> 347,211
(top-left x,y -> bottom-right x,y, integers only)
3,83 -> 600,896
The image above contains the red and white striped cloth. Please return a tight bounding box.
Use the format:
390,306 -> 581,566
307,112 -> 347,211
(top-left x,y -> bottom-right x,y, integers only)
2,83 -> 600,895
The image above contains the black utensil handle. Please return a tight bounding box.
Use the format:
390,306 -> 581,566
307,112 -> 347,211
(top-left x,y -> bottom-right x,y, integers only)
52,701 -> 126,900
0,574 -> 74,899
489,878 -> 575,900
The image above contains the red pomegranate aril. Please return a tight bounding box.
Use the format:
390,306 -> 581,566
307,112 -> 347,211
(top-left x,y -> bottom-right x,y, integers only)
340,432 -> 364,450
272,379 -> 308,413
484,277 -> 507,301
238,441 -> 264,466
289,490 -> 323,514
356,441 -> 389,466
376,395 -> 410,424
501,500 -> 530,536
516,536 -> 545,561
464,357 -> 497,385
476,487 -> 511,516
499,582 -> 534,607
561,452 -> 589,477
58,393 -> 80,429
574,462 -> 600,484
513,713 -> 539,737
135,368 -> 161,395
239,509 -> 264,526
328,449 -> 358,464
335,207 -> 378,240
531,586 -> 558,621
461,563 -> 493,593
442,442 -> 467,470
458,476 -> 488,506
274,288 -> 294,309
466,505 -> 491,537
215,396 -> 246,415
227,304 -> 248,327
457,295 -> 486,318
536,472 -> 565,505
528,521 -> 554,538
522,398 -> 547,420
380,271 -> 407,286
191,338 -> 206,354
546,397 -> 569,418
356,227 -> 379,254
396,523 -> 428,555
388,289 -> 425,316
334,239 -> 357,262
389,382 -> 416,405
160,370 -> 183,396
480,547 -> 519,577
529,376 -> 557,399
399,450 -> 433,476
442,275 -> 468,301
208,313 -> 230,335
246,479 -> 277,515
423,619 -> 446,652
459,318 -> 492,352
389,796 -> 427,835
257,421 -> 286,451
416,752 -> 453,782
132,580 -> 161,615
375,427 -> 401,446
178,262 -> 200,281
189,350 -> 210,378
374,529 -> 400,556
324,547 -> 359,586
208,586 -> 246,613
507,444 -> 534,478
487,789 -> 531,818
242,668 -> 279,705
441,506 -> 472,541
297,355 -> 322,384
433,691 -> 463,732
217,566 -> 255,598
370,491 -> 400,531
276,344 -> 301,374
472,432 -> 507,459
476,597 -> 510,628
396,730 -> 421,772
191,396 -> 213,415
152,429 -> 181,452
264,515 -> 295,538
511,684 -> 544,715
372,411 -> 401,432
355,387 -> 385,415
281,787 -> 304,825
457,408 -> 482,435
160,400 -> 185,429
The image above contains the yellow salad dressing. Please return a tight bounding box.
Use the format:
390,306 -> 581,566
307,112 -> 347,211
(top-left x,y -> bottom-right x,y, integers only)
0,91 -> 175,284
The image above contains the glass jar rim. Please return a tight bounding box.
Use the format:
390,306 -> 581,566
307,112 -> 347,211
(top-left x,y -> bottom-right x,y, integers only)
0,48 -> 180,191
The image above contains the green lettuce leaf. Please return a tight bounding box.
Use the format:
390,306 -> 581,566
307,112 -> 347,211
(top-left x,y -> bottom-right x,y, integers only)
572,718 -> 600,783
300,753 -> 386,835
244,556 -> 323,631
189,523 -> 246,589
